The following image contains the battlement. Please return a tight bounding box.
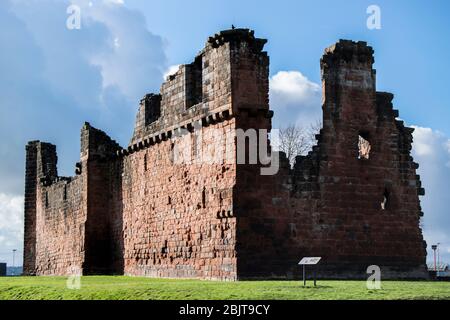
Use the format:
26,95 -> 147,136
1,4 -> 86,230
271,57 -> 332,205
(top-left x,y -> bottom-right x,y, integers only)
320,39 -> 378,127
26,141 -> 58,182
130,28 -> 269,145
321,39 -> 375,68
81,122 -> 121,159
206,28 -> 267,52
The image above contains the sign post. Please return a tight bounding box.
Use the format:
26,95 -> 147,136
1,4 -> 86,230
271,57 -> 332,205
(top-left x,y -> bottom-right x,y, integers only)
303,264 -> 306,286
298,257 -> 321,287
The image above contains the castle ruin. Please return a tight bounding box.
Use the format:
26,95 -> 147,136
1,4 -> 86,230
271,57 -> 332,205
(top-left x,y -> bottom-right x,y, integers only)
23,29 -> 428,280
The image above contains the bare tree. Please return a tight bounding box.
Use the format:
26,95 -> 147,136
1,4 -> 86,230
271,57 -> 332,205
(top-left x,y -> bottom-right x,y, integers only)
279,125 -> 309,167
308,120 -> 323,145
279,121 -> 322,167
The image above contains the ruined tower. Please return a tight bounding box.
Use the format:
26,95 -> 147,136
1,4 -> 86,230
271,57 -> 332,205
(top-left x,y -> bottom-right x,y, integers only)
232,40 -> 427,279
23,30 -> 427,280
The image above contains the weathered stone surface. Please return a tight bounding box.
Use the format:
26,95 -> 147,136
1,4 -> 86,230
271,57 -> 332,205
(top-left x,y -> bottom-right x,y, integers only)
23,30 -> 427,280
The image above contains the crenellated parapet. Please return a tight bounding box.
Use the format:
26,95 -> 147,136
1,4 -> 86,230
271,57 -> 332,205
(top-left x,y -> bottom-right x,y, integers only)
130,28 -> 269,146
321,39 -> 375,70
207,28 -> 267,53
80,122 -> 121,160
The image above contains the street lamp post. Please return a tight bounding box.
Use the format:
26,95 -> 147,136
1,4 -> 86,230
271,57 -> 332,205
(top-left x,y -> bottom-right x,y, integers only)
437,243 -> 441,276
431,245 -> 438,273
12,249 -> 17,276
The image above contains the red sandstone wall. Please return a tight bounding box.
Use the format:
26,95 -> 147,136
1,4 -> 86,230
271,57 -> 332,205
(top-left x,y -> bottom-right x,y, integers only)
81,123 -> 123,275
35,176 -> 86,275
121,119 -> 237,280
234,40 -> 427,280
116,30 -> 266,280
27,124 -> 123,276
23,141 -> 88,276
23,142 -> 39,275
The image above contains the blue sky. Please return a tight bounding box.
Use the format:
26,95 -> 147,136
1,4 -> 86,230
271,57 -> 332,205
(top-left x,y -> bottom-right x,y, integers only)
0,0 -> 449,267
127,0 -> 450,135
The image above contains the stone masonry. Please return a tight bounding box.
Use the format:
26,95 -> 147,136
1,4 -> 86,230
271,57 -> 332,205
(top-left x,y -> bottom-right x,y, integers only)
23,29 -> 428,280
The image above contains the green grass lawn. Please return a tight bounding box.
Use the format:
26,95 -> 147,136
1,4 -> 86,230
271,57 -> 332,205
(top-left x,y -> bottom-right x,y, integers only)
0,276 -> 449,300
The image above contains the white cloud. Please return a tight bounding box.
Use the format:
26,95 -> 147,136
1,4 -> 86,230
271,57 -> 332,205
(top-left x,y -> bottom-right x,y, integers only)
0,0 -> 168,264
269,70 -> 322,129
103,0 -> 124,4
163,64 -> 180,80
0,0 -> 167,195
0,194 -> 22,232
82,0 -> 167,100
270,71 -> 321,105
9,0 -> 167,104
113,37 -> 120,48
0,193 -> 23,265
412,126 -> 450,264
412,126 -> 439,157
445,141 -> 450,168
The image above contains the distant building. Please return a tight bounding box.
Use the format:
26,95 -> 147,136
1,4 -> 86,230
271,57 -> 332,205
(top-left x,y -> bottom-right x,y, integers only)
0,263 -> 6,277
7,266 -> 23,276
427,263 -> 449,278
